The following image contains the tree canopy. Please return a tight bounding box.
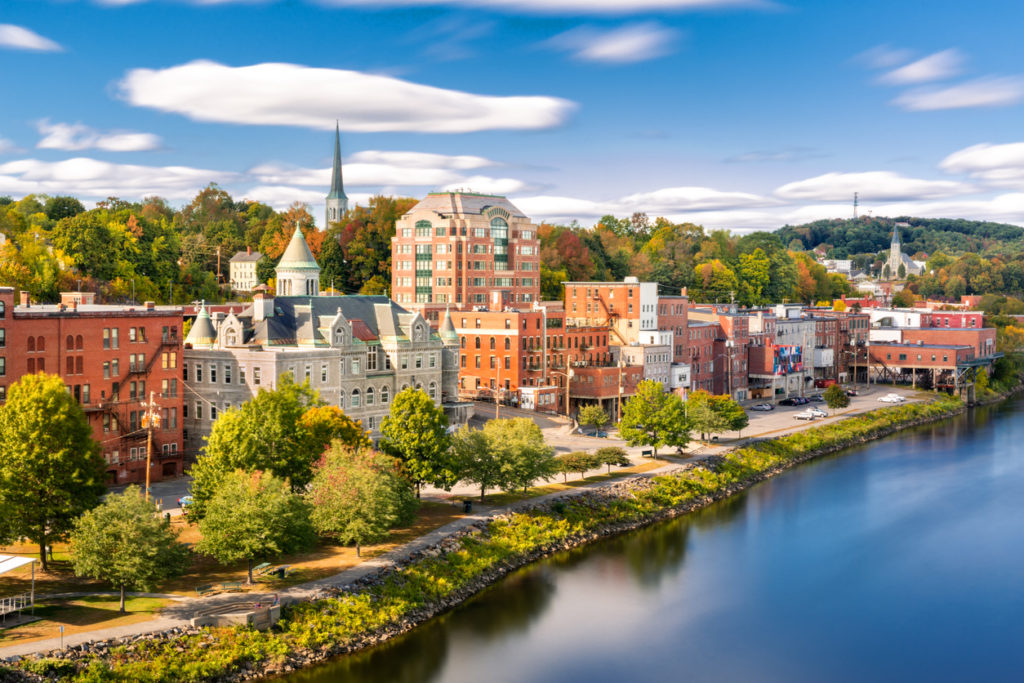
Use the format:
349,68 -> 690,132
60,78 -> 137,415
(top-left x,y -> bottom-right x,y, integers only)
378,388 -> 454,496
618,380 -> 689,457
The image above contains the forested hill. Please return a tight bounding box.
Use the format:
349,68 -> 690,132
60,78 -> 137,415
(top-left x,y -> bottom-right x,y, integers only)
776,217 -> 1024,259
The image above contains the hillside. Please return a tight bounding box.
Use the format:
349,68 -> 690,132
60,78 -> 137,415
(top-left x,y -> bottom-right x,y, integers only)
776,217 -> 1024,259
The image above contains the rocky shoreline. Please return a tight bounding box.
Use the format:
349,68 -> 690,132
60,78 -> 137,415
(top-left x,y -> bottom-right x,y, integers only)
2,393 -> 1000,681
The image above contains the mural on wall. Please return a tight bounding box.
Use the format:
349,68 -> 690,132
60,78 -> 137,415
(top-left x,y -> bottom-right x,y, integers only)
773,345 -> 803,375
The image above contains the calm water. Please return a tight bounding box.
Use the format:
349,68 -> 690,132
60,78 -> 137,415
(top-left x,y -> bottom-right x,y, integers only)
286,398 -> 1024,683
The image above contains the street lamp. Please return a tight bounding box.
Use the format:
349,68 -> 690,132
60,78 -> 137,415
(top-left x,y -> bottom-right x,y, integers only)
617,359 -> 626,423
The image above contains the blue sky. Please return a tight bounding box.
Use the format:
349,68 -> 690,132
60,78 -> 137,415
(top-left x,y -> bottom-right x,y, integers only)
2,0 -> 1024,230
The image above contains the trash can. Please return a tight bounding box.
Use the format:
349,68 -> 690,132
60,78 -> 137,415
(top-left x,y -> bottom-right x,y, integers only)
463,500 -> 472,513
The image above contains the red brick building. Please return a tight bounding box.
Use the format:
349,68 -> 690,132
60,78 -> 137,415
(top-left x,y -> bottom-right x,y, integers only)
0,288 -> 184,485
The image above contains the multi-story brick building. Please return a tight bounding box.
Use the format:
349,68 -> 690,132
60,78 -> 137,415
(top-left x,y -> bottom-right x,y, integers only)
391,192 -> 541,322
0,287 -> 184,485
564,277 -> 660,345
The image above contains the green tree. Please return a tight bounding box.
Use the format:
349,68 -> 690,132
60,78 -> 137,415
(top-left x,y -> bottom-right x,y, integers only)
188,374 -> 322,520
44,196 -> 85,221
892,289 -> 915,308
685,390 -> 729,442
379,388 -> 454,496
307,445 -> 417,556
451,426 -> 501,502
618,380 -> 689,457
709,394 -> 749,435
197,470 -> 315,584
483,418 -> 557,493
823,384 -> 851,414
555,451 -> 597,481
0,374 -> 106,570
595,446 -> 630,474
736,247 -> 772,306
70,486 -> 189,612
577,404 -> 609,431
298,405 -> 372,455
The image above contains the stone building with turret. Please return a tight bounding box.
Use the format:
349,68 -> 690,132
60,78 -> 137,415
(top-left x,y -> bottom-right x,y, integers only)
182,227 -> 470,457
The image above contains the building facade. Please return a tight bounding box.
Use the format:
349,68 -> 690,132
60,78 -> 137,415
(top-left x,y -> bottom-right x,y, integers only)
0,287 -> 184,485
229,248 -> 262,291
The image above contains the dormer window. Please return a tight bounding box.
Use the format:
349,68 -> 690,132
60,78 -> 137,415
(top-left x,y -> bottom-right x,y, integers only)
334,329 -> 346,345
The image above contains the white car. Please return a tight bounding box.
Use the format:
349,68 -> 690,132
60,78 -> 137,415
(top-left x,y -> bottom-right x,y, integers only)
808,407 -> 828,418
750,403 -> 774,411
794,410 -> 818,420
878,394 -> 905,403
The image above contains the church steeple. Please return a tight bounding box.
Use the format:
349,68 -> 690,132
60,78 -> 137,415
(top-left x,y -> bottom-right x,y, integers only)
325,122 -> 348,228
891,224 -> 901,247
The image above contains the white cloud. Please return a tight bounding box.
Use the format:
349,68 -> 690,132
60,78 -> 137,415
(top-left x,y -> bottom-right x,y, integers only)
879,49 -> 962,85
940,142 -> 1024,187
855,44 -> 914,69
892,76 -> 1024,111
0,138 -> 18,155
618,186 -> 774,212
774,171 -> 974,202
547,22 -> 679,63
0,157 -> 235,200
35,120 -> 162,152
442,176 -> 528,194
117,60 -> 575,133
0,24 -> 62,52
347,150 -> 495,170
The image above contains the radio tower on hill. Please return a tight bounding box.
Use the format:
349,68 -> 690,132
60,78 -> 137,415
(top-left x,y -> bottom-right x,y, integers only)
853,192 -> 859,220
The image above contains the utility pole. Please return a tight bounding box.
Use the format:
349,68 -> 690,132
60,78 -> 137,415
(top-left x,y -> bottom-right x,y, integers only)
216,247 -> 222,284
617,361 -> 624,423
495,363 -> 500,421
141,391 -> 161,501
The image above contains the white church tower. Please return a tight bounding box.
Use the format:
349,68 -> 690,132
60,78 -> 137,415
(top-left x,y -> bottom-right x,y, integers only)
275,226 -> 320,296
325,122 -> 348,228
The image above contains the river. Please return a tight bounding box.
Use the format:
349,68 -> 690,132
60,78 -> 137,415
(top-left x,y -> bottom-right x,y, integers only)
285,398 -> 1024,683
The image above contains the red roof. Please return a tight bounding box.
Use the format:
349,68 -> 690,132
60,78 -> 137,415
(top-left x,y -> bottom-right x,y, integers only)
349,319 -> 376,342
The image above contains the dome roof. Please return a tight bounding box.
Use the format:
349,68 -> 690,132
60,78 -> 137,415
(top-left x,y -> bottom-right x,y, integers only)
438,306 -> 458,343
277,226 -> 320,271
185,303 -> 217,349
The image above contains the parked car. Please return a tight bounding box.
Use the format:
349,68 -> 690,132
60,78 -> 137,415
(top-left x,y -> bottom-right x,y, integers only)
778,398 -> 799,406
750,403 -> 775,411
808,407 -> 828,418
177,495 -> 193,508
794,396 -> 810,405
809,395 -> 824,403
878,394 -> 905,403
794,410 -> 817,420
846,389 -> 859,396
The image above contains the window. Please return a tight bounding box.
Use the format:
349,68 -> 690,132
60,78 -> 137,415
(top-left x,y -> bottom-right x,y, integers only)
304,364 -> 312,384
111,328 -> 119,349
338,392 -> 345,409
103,361 -> 110,379
240,366 -> 246,384
429,353 -> 436,368
367,349 -> 378,371
103,328 -> 110,349
352,357 -> 361,374
416,353 -> 423,369
428,382 -> 437,400
415,220 -> 432,237
253,367 -> 261,385
195,363 -> 203,382
82,384 -> 90,403
211,405 -> 218,420
224,364 -> 232,384
0,301 -> 4,319
129,327 -> 137,343
366,387 -> 375,406
351,389 -> 361,408
210,364 -> 217,383
381,386 -> 390,404
321,363 -> 328,383
183,363 -> 189,382
401,355 -> 408,370
196,402 -> 203,420
368,416 -> 376,430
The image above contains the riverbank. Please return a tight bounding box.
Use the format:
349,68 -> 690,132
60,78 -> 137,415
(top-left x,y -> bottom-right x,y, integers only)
1,394 -> 973,682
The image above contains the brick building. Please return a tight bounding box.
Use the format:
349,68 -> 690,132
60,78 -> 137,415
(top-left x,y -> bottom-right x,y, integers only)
391,192 -> 541,322
0,287 -> 184,485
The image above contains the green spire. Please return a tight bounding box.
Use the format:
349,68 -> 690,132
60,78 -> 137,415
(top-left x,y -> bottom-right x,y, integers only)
327,121 -> 347,201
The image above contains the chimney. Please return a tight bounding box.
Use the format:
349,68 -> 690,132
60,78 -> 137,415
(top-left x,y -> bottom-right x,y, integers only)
253,293 -> 274,322
247,246 -> 252,255
145,301 -> 155,311
71,301 -> 78,311
19,291 -> 29,307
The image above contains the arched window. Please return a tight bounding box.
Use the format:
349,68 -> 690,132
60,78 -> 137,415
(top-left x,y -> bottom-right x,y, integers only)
37,337 -> 44,352
28,358 -> 35,373
428,382 -> 437,400
489,337 -> 495,350
338,393 -> 345,409
504,338 -> 510,350
489,217 -> 508,237
381,386 -> 390,404
401,383 -> 410,392
27,337 -> 35,352
76,335 -> 84,350
335,328 -> 346,345
225,329 -> 237,346
460,337 -> 466,348
365,387 -> 375,406
66,335 -> 74,351
351,388 -> 361,408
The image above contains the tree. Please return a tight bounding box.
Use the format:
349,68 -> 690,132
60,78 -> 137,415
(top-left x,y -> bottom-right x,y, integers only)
70,487 -> 189,612
451,426 -> 501,502
298,405 -> 371,456
618,380 -> 689,457
555,451 -> 596,481
307,445 -> 417,556
197,470 -> 315,584
595,446 -> 630,474
379,388 -> 454,497
823,384 -> 851,414
709,394 -> 749,436
483,418 -> 557,493
892,288 -> 915,308
44,196 -> 85,221
685,390 -> 729,443
0,374 -> 106,570
577,404 -> 609,431
188,374 -> 323,520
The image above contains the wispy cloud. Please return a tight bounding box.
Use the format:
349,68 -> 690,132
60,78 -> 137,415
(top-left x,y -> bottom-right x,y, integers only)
940,141 -> 1024,187
36,120 -> 162,152
724,146 -> 827,163
94,0 -> 765,14
854,44 -> 913,69
879,49 -> 963,85
117,60 -> 575,133
0,137 -> 19,155
774,171 -> 973,202
0,24 -> 62,52
892,76 -> 1024,111
545,22 -> 680,63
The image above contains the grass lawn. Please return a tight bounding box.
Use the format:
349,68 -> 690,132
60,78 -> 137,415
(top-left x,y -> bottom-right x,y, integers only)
0,501 -> 466,600
478,459 -> 666,506
0,596 -> 170,646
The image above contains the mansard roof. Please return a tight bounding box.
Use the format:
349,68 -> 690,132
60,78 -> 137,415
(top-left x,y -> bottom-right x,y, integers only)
407,191 -> 528,219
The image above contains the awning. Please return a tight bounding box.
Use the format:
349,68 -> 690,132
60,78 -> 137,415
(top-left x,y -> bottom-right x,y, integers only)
0,554 -> 36,576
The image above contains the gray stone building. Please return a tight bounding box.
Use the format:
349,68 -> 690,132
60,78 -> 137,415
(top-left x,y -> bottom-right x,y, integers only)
182,227 -> 469,457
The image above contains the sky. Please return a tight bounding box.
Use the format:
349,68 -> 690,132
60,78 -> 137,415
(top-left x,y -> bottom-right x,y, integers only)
2,0 -> 1024,231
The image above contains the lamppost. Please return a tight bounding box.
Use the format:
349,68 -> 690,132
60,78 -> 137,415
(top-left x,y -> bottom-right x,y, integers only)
548,369 -> 575,421
617,359 -> 626,423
